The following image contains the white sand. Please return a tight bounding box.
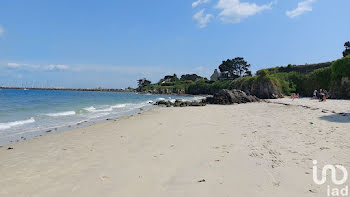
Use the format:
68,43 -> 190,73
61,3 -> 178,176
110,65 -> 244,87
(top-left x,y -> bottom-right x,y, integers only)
270,97 -> 350,113
0,99 -> 349,196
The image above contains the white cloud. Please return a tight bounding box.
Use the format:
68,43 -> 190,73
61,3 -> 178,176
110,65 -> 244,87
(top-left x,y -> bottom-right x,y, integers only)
0,25 -> 4,36
215,0 -> 273,23
3,62 -> 68,71
193,9 -> 213,28
5,62 -> 40,69
45,64 -> 69,71
286,0 -> 316,18
192,0 -> 210,8
7,62 -> 22,68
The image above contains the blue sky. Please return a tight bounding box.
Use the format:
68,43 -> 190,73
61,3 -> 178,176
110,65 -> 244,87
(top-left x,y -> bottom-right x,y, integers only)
0,0 -> 349,88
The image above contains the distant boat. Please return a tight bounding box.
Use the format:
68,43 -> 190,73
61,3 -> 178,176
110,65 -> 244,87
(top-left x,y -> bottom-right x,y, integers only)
24,88 -> 28,91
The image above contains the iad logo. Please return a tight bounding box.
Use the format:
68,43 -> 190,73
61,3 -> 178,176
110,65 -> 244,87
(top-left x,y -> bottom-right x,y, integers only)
313,160 -> 348,196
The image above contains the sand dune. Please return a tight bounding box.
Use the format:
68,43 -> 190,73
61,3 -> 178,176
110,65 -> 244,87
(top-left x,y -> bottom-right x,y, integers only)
0,99 -> 349,196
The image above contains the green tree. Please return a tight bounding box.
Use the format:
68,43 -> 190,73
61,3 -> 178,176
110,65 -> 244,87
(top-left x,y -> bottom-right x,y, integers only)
159,74 -> 179,84
218,57 -> 251,78
343,41 -> 350,57
137,78 -> 151,87
180,74 -> 203,81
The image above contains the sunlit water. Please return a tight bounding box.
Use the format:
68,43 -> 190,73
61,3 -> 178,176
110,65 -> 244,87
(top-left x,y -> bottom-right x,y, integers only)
0,89 -> 200,145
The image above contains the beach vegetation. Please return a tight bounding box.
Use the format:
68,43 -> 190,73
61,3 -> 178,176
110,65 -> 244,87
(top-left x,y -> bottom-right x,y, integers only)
180,74 -> 205,81
331,55 -> 350,80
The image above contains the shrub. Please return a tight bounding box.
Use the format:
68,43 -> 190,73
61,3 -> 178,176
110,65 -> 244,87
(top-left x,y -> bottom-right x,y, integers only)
331,55 -> 350,80
186,79 -> 232,95
306,66 -> 332,91
230,76 -> 256,91
256,69 -> 269,78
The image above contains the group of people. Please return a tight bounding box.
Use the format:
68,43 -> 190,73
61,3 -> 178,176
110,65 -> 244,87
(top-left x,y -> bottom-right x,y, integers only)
313,89 -> 328,102
291,89 -> 329,101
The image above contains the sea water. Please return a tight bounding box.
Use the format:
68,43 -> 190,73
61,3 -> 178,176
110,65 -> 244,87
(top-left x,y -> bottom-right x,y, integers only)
0,89 -> 200,145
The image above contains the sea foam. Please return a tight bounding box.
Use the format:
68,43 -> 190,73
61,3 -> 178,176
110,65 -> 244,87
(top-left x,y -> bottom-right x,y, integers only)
45,111 -> 76,117
83,104 -> 127,113
0,118 -> 35,130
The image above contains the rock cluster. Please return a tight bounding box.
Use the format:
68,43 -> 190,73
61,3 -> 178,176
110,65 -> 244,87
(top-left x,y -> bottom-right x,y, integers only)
206,89 -> 260,105
154,99 -> 206,107
154,89 -> 260,106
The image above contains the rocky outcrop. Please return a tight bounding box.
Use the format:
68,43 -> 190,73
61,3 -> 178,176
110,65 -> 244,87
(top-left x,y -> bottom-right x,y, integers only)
250,79 -> 282,99
206,89 -> 260,105
230,76 -> 283,99
330,77 -> 350,99
155,100 -> 173,107
154,99 -> 206,107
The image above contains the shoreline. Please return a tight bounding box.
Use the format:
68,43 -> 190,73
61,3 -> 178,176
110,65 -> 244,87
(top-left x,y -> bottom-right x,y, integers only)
0,107 -> 155,148
0,90 -> 204,146
0,98 -> 349,196
0,104 -> 157,146
2,97 -> 349,147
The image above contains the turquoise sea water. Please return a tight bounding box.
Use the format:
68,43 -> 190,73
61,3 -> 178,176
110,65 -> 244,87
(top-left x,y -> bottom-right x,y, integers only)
0,89 -> 199,145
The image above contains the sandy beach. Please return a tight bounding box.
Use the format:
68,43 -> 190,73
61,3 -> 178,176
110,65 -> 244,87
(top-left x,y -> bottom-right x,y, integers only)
0,98 -> 349,197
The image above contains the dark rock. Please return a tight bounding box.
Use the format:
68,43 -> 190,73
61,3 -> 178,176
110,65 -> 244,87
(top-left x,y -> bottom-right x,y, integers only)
155,100 -> 172,107
174,99 -> 182,107
190,101 -> 202,106
7,147 -> 14,150
155,99 -> 206,108
180,101 -> 187,107
206,89 -> 260,105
